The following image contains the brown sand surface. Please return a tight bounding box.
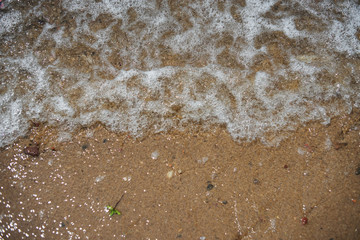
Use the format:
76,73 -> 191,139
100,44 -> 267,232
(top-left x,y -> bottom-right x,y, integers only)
1,113 -> 360,239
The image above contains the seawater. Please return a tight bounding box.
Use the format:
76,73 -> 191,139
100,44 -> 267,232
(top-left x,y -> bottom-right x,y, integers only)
0,0 -> 359,147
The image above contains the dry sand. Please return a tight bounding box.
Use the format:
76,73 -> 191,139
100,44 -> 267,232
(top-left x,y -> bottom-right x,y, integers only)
1,112 -> 360,239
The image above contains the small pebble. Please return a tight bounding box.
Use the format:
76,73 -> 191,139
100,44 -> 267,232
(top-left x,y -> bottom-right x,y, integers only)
222,200 -> 228,205
82,144 -> 88,150
197,157 -> 208,164
151,150 -> 159,160
301,217 -> 308,225
253,178 -> 260,184
206,183 -> 214,191
95,175 -> 105,183
297,147 -> 305,155
334,142 -> 347,150
355,167 -> 360,175
24,146 -> 40,157
167,170 -> 174,179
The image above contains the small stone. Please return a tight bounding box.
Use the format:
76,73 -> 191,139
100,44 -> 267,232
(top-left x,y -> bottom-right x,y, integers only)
151,150 -> 159,160
24,146 -> 40,157
95,175 -> 105,183
301,217 -> 308,225
122,176 -> 131,182
297,147 -> 306,155
355,167 -> 360,175
197,157 -> 208,164
206,183 -> 214,191
82,144 -> 88,150
167,170 -> 174,179
334,142 -> 347,150
103,139 -> 108,143
222,200 -> 228,205
253,178 -> 260,184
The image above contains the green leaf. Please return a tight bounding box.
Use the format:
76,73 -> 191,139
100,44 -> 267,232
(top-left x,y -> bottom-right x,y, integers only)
106,205 -> 121,216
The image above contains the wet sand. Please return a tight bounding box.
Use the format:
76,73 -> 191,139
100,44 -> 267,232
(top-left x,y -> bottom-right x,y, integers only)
1,112 -> 360,239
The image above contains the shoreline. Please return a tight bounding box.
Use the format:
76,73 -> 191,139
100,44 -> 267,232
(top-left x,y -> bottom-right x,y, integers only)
1,1 -> 360,239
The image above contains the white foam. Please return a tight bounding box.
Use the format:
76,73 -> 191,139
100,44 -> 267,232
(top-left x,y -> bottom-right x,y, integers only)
240,0 -> 276,43
0,0 -> 359,147
48,96 -> 75,117
0,100 -> 28,148
0,11 -> 22,35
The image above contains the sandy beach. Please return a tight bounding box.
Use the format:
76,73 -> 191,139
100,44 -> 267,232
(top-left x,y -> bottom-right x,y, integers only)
1,111 -> 360,239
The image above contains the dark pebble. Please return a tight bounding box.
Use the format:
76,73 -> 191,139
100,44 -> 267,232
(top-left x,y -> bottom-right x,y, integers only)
334,142 -> 347,150
103,139 -> 107,143
37,18 -> 46,25
207,183 -> 214,191
253,178 -> 260,184
284,164 -> 288,169
301,217 -> 308,225
82,144 -> 88,150
60,222 -> 66,227
24,146 -> 40,157
355,167 -> 360,175
222,200 -> 228,205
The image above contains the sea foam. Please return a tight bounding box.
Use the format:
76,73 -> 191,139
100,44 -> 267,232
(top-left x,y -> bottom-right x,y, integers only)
0,0 -> 359,147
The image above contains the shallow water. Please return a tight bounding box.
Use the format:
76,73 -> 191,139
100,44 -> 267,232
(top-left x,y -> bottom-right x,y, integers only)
0,0 -> 360,147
